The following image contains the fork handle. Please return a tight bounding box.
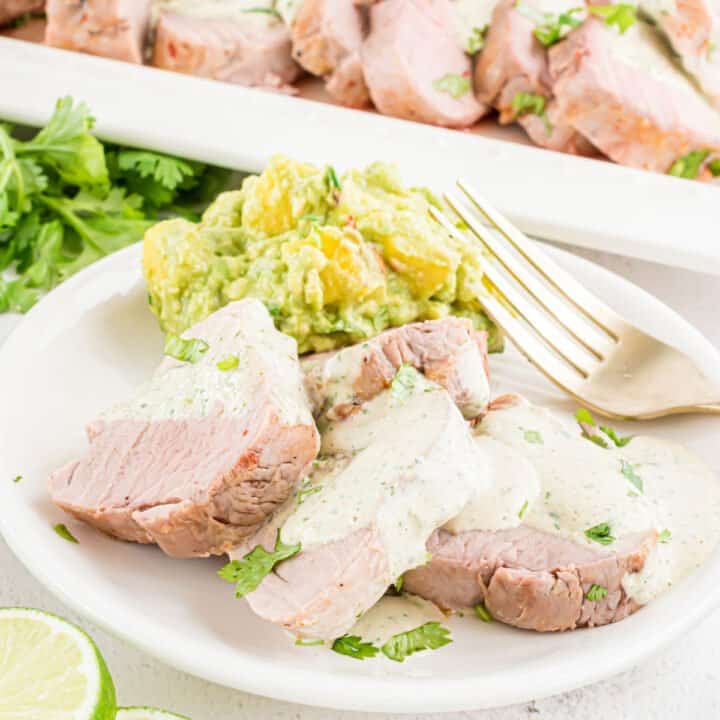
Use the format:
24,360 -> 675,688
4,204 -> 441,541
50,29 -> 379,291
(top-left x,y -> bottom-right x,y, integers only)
694,404 -> 720,415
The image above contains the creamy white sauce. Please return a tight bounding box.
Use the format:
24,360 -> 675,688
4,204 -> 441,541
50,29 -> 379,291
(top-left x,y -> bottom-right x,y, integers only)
104,299 -> 313,426
152,0 -> 280,25
457,398 -> 720,604
349,594 -> 447,647
281,371 -> 488,578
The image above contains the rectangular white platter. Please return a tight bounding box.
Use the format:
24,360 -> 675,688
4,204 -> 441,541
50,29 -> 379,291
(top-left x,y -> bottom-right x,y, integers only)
0,33 -> 717,274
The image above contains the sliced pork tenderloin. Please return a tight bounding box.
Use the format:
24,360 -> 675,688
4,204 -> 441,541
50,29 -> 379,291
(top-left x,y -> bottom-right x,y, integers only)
152,8 -> 301,90
404,527 -> 656,630
288,0 -> 370,107
302,316 -> 490,421
236,369 -> 486,640
363,0 -> 488,128
474,0 -> 596,155
49,299 -> 319,558
45,0 -> 152,64
640,0 -> 720,110
0,0 -> 44,26
549,18 -> 720,172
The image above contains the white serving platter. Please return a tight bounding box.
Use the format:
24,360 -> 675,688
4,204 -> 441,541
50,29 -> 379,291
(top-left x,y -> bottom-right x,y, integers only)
1,242 -> 720,713
0,36 -> 717,274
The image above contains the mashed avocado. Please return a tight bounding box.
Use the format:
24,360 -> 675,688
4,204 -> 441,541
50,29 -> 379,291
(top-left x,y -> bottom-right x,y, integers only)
143,155 -> 501,353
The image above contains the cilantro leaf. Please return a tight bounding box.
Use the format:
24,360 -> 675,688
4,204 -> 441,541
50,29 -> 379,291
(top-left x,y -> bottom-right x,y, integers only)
218,531 -> 301,598
18,97 -> 108,187
391,364 -> 417,403
523,429 -> 543,444
116,150 -> 199,192
668,150 -> 710,180
53,523 -> 78,544
295,637 -> 324,647
297,478 -> 322,504
588,4 -> 637,33
620,460 -> 643,493
658,528 -> 672,544
242,6 -> 282,18
216,355 -> 239,371
586,583 -> 608,602
511,93 -> 553,134
516,2 -> 584,46
12,475 -> 22,483
600,425 -> 633,447
164,334 -> 209,364
474,603 -> 493,622
518,499 -> 529,519
466,26 -> 488,54
584,522 -> 615,546
332,635 -> 379,660
394,574 -> 404,593
433,74 -> 471,99
380,622 -> 452,662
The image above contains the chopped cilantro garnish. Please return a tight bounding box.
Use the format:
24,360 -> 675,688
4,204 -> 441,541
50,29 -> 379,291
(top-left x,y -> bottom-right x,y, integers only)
218,531 -> 301,598
297,478 -> 322,504
588,4 -> 637,33
658,529 -> 672,544
709,158 -> 720,177
326,165 -> 342,192
669,150 -> 710,179
164,334 -> 209,363
474,603 -> 493,622
575,407 -> 595,425
585,522 -> 615,546
511,92 -> 553,134
523,429 -> 543,444
620,459 -> 643,493
433,74 -> 471,99
586,583 -> 608,602
391,364 -> 417,403
216,355 -> 239,371
380,622 -> 452,662
466,26 -> 488,54
394,574 -> 404,593
516,2 -> 583,46
12,475 -> 22,483
331,635 -> 379,660
295,637 -> 324,647
242,6 -> 282,18
53,523 -> 78,544
518,499 -> 529,519
600,425 -> 633,447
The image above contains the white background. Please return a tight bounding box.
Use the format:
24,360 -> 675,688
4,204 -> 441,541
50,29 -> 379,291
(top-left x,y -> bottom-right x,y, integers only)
1,245 -> 718,719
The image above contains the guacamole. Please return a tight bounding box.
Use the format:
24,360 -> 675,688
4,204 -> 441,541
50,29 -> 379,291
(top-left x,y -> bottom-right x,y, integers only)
143,155 -> 501,354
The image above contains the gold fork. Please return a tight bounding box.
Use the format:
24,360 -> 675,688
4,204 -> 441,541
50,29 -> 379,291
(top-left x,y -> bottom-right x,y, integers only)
431,180 -> 720,420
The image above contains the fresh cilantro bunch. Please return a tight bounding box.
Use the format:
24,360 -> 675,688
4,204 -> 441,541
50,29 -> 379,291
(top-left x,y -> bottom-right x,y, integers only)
0,96 -> 230,313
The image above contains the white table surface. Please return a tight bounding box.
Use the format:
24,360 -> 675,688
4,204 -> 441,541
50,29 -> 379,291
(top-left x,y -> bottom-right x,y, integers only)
1,246 -> 719,719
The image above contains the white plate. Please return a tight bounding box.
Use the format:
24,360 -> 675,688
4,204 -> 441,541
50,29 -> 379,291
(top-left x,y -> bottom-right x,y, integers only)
0,38 -> 717,275
1,243 -> 719,714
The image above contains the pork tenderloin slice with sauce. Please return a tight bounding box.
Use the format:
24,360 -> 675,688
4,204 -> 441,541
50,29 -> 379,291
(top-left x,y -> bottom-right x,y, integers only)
549,19 -> 720,172
49,299 -> 319,558
240,372 -> 486,639
290,0 -> 370,107
302,316 -> 490,421
474,0 -> 596,155
152,10 -> 301,90
363,0 -> 488,128
640,0 -> 720,110
45,0 -> 152,64
0,0 -> 43,26
404,526 -> 656,630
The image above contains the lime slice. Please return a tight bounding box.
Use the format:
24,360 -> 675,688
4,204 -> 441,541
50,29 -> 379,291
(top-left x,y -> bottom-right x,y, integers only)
117,709 -> 191,720
0,607 -> 116,720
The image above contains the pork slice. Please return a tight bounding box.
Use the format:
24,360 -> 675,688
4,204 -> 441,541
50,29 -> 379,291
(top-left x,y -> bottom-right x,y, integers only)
404,526 -> 657,630
302,316 -> 490,421
49,299 -> 320,558
363,0 -> 488,128
239,371 -> 485,639
549,18 -> 720,172
152,10 -> 301,90
290,0 -> 370,107
45,0 -> 152,64
475,0 -> 595,155
641,0 -> 720,110
0,0 -> 43,26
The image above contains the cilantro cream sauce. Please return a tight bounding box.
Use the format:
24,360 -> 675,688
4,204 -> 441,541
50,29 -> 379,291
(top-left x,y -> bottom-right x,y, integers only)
103,299 -> 312,427
281,372 -> 488,579
152,0 -> 280,25
454,398 -> 720,605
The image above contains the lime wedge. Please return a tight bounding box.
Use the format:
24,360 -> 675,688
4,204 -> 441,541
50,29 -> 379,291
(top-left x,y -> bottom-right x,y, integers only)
0,607 -> 116,720
117,709 -> 191,720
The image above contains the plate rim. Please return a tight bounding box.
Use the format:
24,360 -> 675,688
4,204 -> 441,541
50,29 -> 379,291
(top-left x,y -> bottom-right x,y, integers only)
1,242 -> 720,713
